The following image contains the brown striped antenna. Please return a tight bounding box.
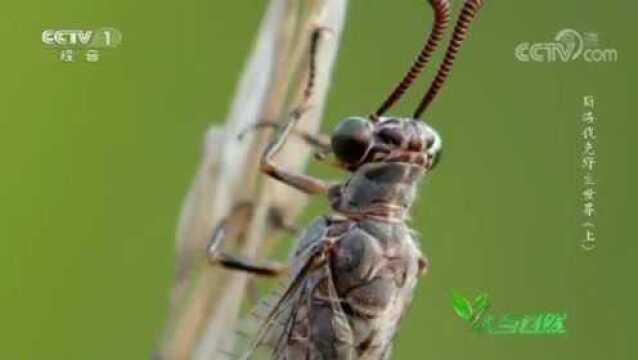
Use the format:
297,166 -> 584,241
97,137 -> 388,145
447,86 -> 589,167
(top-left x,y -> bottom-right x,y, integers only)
413,0 -> 484,118
370,0 -> 451,121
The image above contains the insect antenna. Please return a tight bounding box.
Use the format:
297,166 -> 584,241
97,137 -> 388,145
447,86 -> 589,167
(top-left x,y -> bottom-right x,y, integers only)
371,0 -> 451,121
413,0 -> 485,118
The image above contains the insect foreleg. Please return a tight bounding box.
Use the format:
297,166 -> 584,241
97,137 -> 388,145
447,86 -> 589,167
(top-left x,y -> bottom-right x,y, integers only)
259,28 -> 332,195
260,126 -> 330,195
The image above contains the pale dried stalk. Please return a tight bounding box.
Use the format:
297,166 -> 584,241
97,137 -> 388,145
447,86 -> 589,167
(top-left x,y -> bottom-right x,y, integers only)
158,0 -> 348,358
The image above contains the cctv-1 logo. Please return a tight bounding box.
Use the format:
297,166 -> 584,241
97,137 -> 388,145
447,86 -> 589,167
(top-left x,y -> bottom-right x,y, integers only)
41,28 -> 122,48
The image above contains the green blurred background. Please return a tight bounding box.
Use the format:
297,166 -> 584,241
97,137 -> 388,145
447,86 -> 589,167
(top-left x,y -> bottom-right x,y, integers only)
0,0 -> 635,359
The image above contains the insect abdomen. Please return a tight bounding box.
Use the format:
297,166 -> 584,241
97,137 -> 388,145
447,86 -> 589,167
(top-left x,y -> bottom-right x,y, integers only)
284,218 -> 422,359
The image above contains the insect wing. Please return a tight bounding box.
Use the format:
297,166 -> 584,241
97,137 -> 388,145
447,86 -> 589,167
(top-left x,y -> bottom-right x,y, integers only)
239,237 -> 332,359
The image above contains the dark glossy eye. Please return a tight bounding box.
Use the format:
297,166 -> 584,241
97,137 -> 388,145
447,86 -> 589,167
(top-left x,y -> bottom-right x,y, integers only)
377,127 -> 403,146
331,117 -> 373,165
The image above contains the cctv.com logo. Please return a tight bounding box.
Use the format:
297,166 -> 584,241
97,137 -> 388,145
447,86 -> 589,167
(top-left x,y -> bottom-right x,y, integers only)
515,29 -> 618,63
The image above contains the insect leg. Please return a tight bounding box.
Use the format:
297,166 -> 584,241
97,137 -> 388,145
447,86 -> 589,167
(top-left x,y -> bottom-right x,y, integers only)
260,28 -> 331,195
211,250 -> 288,277
207,202 -> 289,277
260,114 -> 331,195
238,119 -> 332,154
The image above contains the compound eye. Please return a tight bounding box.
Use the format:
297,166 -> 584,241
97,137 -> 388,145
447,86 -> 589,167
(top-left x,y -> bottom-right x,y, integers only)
331,117 -> 373,165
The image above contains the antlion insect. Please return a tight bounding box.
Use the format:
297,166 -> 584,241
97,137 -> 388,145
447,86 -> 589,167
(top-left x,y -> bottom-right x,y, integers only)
207,0 -> 485,358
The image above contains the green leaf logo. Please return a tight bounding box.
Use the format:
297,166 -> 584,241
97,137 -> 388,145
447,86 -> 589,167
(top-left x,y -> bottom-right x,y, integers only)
471,293 -> 490,328
474,293 -> 490,313
451,290 -> 492,330
451,291 -> 473,321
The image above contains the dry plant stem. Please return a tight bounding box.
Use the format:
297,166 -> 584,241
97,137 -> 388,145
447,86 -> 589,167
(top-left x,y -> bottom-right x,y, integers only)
160,2 -> 296,358
158,0 -> 348,359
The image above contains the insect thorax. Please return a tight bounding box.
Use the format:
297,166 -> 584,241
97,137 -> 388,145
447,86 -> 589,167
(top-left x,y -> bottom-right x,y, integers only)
328,162 -> 424,221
